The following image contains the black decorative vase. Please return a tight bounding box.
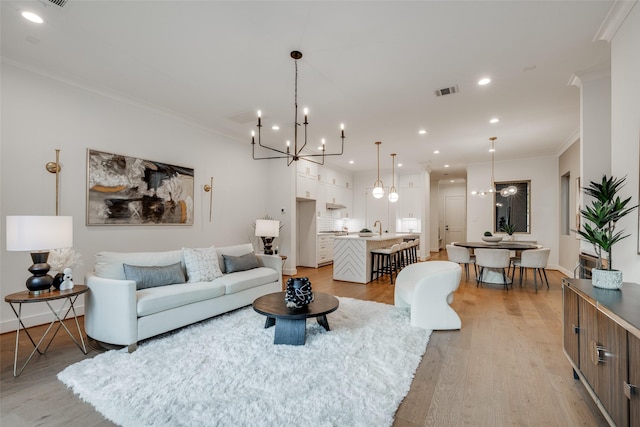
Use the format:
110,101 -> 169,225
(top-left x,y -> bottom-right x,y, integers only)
51,273 -> 65,290
285,277 -> 314,309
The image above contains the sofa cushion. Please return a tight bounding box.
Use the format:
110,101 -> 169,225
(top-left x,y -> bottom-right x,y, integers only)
123,262 -> 186,290
216,243 -> 255,273
213,267 -> 279,295
223,252 -> 260,274
95,250 -> 184,280
183,246 -> 223,282
137,282 -> 226,317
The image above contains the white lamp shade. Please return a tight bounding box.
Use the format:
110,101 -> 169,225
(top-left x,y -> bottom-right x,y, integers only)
388,191 -> 399,203
255,219 -> 280,238
6,216 -> 73,251
372,186 -> 385,199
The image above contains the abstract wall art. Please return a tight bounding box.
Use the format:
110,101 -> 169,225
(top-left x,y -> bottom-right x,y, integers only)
87,149 -> 194,225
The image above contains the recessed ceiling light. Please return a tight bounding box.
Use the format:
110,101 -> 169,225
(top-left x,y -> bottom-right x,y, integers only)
348,160 -> 354,164
489,147 -> 495,152
490,118 -> 499,124
397,163 -> 403,167
271,125 -> 280,130
418,130 -> 427,135
450,180 -> 455,183
21,11 -> 44,24
433,150 -> 440,154
444,164 -> 450,168
478,77 -> 491,86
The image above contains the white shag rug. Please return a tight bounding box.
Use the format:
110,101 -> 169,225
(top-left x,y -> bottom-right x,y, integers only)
58,297 -> 430,427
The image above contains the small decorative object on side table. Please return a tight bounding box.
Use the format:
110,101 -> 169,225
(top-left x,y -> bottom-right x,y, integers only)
285,276 -> 314,308
4,285 -> 89,376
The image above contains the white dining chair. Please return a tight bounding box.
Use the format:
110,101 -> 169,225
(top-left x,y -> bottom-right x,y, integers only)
511,248 -> 550,292
474,248 -> 511,290
446,244 -> 476,281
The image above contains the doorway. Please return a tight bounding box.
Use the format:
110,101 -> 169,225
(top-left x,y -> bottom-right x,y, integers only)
444,195 -> 465,244
296,199 -> 317,267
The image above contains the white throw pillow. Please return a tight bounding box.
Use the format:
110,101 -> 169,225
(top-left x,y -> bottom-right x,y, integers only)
182,246 -> 223,282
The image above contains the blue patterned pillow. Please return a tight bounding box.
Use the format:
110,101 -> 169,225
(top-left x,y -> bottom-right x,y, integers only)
123,262 -> 186,290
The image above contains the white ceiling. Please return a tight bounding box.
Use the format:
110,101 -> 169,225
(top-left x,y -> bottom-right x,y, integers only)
1,1 -> 615,180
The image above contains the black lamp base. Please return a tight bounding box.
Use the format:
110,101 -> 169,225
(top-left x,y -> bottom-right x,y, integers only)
261,237 -> 275,255
26,251 -> 53,295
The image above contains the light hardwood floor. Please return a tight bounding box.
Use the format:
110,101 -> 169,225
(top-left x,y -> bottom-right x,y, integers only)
1,251 -> 607,426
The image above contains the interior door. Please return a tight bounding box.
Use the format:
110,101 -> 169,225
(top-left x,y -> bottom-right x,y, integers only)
444,195 -> 465,244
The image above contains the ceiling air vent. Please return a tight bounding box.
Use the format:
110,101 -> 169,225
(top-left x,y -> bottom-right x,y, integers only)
41,0 -> 68,8
434,85 -> 459,97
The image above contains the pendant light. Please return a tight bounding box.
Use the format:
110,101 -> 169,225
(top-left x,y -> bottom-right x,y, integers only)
372,141 -> 384,199
471,137 -> 497,197
388,153 -> 399,203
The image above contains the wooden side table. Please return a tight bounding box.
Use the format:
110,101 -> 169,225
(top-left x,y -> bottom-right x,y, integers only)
4,285 -> 89,376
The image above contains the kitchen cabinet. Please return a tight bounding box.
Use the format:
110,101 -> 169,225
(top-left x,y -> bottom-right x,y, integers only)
563,278 -> 640,426
397,187 -> 422,219
398,174 -> 422,188
317,234 -> 334,266
296,173 -> 318,199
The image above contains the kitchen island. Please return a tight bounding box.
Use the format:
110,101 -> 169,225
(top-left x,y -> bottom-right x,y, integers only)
333,234 -> 418,283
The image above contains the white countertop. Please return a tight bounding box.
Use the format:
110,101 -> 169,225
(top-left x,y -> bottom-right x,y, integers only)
335,233 -> 417,241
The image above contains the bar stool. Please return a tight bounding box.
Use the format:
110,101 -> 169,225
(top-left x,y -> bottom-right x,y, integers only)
370,244 -> 401,284
399,241 -> 409,268
405,240 -> 415,265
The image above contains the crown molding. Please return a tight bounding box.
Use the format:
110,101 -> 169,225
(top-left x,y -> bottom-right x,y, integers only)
556,128 -> 581,157
593,0 -> 638,42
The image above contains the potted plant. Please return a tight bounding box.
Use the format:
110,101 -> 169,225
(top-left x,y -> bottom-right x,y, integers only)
500,223 -> 516,240
575,175 -> 637,289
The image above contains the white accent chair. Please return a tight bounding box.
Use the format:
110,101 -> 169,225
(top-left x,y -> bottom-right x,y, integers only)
394,261 -> 462,330
511,248 -> 551,292
446,244 -> 476,280
474,248 -> 511,290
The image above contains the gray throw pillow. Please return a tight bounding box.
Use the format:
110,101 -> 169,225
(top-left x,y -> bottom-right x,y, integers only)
222,252 -> 260,274
123,262 -> 186,290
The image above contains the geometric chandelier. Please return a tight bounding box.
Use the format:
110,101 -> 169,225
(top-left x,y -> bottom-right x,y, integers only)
251,50 -> 346,166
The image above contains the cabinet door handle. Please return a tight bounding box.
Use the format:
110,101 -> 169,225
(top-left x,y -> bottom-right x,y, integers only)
572,324 -> 580,334
590,340 -> 608,366
624,381 -> 638,400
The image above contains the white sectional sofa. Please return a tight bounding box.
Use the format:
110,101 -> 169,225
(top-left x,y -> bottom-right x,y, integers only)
85,243 -> 281,351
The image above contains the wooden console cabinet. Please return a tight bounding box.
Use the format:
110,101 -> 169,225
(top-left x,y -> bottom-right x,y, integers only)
562,278 -> 640,426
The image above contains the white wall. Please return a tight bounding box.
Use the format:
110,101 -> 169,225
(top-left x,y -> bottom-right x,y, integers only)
558,139 -> 581,277
467,155 -> 560,268
429,180 -> 440,252
0,64 -> 277,331
611,4 -> 640,283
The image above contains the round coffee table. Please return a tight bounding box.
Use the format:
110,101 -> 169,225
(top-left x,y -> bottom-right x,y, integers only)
252,291 -> 339,345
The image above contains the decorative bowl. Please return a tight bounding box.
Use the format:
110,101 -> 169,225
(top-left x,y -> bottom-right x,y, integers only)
481,235 -> 503,244
358,232 -> 374,237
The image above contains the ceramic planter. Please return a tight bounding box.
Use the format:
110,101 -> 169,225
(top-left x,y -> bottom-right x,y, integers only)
592,268 -> 623,290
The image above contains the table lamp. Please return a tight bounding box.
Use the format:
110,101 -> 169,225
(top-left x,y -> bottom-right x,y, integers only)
255,219 -> 279,255
6,216 -> 74,294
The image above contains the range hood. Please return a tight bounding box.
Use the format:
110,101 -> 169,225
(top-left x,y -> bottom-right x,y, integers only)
326,203 -> 346,210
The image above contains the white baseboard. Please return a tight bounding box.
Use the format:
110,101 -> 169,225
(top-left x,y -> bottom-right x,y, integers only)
1,305 -> 85,334
283,268 -> 297,276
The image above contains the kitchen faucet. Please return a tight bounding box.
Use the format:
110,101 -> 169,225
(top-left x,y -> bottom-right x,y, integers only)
373,220 -> 382,236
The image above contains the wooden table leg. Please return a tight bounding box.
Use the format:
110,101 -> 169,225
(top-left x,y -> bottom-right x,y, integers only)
317,315 -> 331,331
274,318 -> 306,345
